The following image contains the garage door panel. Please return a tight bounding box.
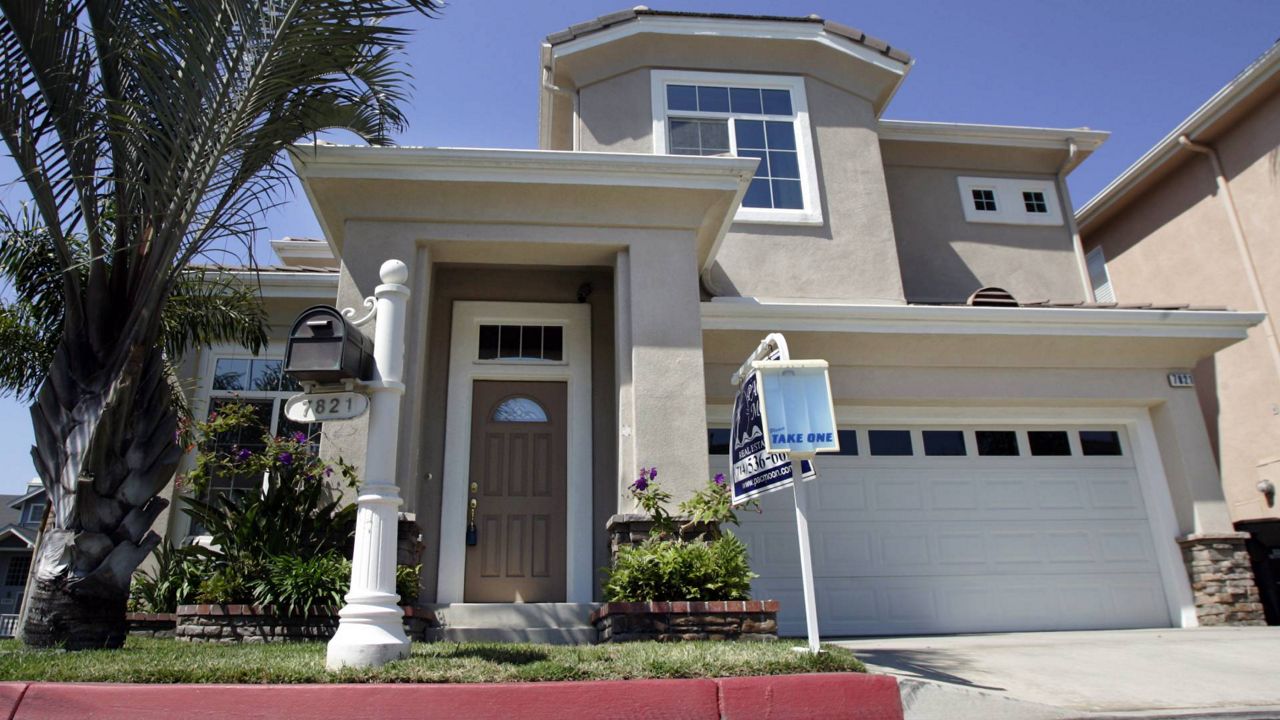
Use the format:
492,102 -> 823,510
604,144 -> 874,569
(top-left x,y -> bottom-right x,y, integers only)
730,423 -> 1172,635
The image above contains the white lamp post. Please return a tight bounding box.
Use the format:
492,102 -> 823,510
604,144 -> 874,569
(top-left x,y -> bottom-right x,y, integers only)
326,259 -> 412,670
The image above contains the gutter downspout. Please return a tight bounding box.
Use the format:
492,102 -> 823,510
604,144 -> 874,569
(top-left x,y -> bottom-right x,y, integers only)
1179,134 -> 1280,381
1057,139 -> 1095,301
542,68 -> 578,151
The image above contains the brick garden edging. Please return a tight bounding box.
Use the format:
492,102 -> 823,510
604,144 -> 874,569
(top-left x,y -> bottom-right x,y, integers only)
175,604 -> 437,643
126,613 -> 177,638
1178,532 -> 1267,625
590,600 -> 779,642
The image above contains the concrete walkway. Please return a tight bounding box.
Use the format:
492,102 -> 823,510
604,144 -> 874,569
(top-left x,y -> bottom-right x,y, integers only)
835,627 -> 1280,717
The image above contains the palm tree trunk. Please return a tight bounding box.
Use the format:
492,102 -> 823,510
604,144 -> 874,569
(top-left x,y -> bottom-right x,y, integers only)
19,337 -> 180,649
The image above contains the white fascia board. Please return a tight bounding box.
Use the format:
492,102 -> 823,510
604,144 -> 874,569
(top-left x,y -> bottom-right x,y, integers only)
289,145 -> 756,192
269,238 -> 334,261
550,16 -> 909,77
227,270 -> 339,299
700,299 -> 1264,340
1077,42 -> 1280,230
879,120 -> 1109,153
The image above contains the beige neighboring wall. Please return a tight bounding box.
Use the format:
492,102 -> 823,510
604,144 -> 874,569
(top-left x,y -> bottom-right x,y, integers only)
883,141 -> 1087,304
1081,85 -> 1280,524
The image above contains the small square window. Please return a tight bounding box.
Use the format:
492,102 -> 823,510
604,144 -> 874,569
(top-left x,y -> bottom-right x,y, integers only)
835,429 -> 858,456
543,326 -> 564,362
707,428 -> 731,455
869,430 -> 912,456
478,324 -> 499,360
697,85 -> 730,113
666,84 -> 698,111
1080,430 -> 1123,456
498,325 -> 521,358
1023,191 -> 1048,214
212,358 -> 249,391
923,430 -> 966,456
972,189 -> 997,212
761,89 -> 793,115
1028,431 -> 1071,456
976,430 -> 1019,456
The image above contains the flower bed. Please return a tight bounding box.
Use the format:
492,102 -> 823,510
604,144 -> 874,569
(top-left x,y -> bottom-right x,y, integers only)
175,604 -> 436,643
591,600 -> 779,643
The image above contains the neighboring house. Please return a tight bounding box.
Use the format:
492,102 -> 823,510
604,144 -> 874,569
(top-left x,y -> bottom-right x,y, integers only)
164,9 -> 1266,637
0,479 -> 45,635
1078,41 -> 1280,624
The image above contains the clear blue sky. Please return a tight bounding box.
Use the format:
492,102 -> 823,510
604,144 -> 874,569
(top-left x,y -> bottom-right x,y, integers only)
1,0 -> 1278,492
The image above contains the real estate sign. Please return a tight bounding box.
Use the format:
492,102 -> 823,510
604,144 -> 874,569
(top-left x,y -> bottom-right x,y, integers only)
729,370 -> 816,505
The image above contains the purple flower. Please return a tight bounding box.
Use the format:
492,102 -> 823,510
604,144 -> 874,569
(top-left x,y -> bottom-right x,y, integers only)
278,451 -> 293,466
714,473 -> 726,487
235,448 -> 251,462
292,431 -> 307,443
649,467 -> 658,481
324,467 -> 334,478
632,469 -> 649,493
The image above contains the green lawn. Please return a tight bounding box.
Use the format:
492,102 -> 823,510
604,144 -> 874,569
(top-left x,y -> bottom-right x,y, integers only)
0,638 -> 864,684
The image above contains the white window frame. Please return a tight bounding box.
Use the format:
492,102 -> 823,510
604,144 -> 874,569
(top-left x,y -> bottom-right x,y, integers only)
651,69 -> 823,226
1086,246 -> 1116,303
957,177 -> 1064,227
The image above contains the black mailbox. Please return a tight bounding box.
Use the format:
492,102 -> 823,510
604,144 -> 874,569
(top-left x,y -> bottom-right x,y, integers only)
284,306 -> 374,385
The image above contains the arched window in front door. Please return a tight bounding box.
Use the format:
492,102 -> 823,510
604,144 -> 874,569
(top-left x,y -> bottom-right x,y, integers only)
492,396 -> 549,423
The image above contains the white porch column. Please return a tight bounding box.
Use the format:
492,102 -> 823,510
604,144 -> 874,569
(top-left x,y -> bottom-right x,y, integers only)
327,259 -> 412,670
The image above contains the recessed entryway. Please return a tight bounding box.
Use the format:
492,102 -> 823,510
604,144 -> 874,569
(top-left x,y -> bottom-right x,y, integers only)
438,301 -> 593,604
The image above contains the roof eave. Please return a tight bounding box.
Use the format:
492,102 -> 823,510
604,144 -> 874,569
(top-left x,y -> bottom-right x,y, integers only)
1077,41 -> 1280,231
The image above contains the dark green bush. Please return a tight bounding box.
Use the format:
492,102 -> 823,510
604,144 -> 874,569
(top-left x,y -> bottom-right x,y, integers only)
130,543 -> 211,612
396,564 -> 421,605
252,554 -> 349,616
197,564 -> 253,605
602,533 -> 754,602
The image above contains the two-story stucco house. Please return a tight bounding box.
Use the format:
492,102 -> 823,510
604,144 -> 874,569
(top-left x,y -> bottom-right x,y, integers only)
165,9 -> 1267,638
1079,41 -> 1280,625
0,479 -> 45,635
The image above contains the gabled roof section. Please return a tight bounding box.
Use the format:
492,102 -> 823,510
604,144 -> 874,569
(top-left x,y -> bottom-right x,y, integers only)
545,7 -> 911,65
1077,41 -> 1280,231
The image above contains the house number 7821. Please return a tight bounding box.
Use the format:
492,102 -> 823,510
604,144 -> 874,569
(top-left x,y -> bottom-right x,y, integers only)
284,391 -> 370,423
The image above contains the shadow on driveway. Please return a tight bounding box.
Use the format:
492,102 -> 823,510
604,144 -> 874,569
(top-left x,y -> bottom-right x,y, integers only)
848,648 -> 1006,692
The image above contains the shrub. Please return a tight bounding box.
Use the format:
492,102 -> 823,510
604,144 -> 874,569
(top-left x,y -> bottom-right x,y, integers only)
253,554 -> 349,617
602,466 -> 758,601
603,533 -> 754,601
396,564 -> 421,606
197,565 -> 253,605
130,543 -> 211,613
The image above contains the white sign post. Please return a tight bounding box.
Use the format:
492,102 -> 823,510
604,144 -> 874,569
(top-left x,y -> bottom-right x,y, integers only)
325,259 -> 413,670
730,333 -> 838,655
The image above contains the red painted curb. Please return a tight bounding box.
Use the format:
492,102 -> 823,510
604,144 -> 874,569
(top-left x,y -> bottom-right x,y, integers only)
8,673 -> 902,720
719,673 -> 903,720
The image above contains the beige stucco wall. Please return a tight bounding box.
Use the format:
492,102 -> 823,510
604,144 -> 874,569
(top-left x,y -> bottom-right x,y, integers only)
703,328 -> 1235,536
1082,87 -> 1280,524
577,68 -> 906,303
882,142 -> 1086,304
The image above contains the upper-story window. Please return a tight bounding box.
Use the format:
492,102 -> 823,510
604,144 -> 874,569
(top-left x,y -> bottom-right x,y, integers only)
19,500 -> 44,528
971,188 -> 997,212
957,177 -> 1063,226
651,70 -> 823,225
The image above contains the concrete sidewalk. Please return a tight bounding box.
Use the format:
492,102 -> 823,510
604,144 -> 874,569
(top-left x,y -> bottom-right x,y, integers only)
835,627 -> 1280,717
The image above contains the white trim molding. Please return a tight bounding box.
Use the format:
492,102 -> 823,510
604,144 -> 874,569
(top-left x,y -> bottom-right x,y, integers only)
701,299 -> 1264,340
650,69 -> 823,226
437,301 -> 593,604
706,403 -> 1198,629
957,176 -> 1063,227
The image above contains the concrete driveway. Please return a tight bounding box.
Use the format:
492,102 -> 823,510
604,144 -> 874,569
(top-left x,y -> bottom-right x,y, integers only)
835,626 -> 1280,717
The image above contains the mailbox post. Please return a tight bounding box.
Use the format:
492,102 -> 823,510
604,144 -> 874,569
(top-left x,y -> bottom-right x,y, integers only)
324,260 -> 413,670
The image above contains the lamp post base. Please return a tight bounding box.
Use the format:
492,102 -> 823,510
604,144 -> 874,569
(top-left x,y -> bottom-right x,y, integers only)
325,595 -> 411,670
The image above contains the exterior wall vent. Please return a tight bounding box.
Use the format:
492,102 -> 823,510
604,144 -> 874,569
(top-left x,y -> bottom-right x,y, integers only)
967,287 -> 1019,307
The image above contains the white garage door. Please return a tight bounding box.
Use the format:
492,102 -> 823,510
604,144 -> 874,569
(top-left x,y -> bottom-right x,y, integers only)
722,424 -> 1172,636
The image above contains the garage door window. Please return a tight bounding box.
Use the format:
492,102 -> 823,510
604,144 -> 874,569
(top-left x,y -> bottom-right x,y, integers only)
869,430 -> 912,456
1028,430 -> 1071,456
922,430 -> 966,456
976,430 -> 1019,456
1081,430 -> 1123,456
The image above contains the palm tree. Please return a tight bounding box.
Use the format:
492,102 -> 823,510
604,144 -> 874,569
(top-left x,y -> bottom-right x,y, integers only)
0,0 -> 439,649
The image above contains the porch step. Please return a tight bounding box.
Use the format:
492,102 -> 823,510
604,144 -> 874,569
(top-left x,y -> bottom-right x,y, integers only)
424,603 -> 600,645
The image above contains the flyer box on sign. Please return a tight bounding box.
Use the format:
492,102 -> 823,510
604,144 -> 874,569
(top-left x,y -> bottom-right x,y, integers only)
752,359 -> 839,457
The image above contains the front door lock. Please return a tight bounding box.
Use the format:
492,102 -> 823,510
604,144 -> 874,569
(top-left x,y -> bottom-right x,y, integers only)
466,481 -> 479,546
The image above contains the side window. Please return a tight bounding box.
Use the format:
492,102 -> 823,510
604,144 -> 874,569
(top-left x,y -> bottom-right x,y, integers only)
1086,246 -> 1115,303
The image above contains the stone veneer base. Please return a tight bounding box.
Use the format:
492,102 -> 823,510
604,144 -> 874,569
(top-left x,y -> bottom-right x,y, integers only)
126,613 -> 177,638
1178,532 -> 1267,626
590,601 -> 779,643
175,605 -> 437,643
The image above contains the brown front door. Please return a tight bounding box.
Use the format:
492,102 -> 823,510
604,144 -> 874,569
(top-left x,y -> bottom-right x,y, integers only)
464,380 -> 567,602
